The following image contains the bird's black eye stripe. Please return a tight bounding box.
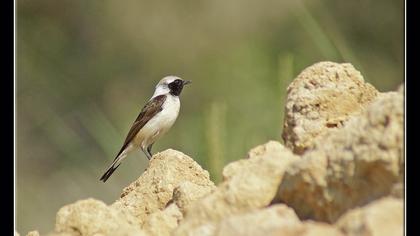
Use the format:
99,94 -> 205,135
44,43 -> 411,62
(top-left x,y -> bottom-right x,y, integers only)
172,79 -> 183,85
168,79 -> 185,96
168,79 -> 182,88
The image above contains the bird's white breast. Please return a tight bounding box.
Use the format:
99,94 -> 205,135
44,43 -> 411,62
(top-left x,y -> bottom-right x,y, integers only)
135,95 -> 180,148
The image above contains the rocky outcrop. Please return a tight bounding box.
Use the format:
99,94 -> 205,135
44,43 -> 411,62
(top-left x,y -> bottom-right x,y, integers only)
52,150 -> 215,236
275,86 -> 404,222
214,205 -> 344,236
173,141 -> 299,235
282,62 -> 378,154
142,203 -> 183,236
112,150 -> 215,227
172,181 -> 215,214
27,61 -> 403,236
336,197 -> 403,236
54,198 -> 145,236
215,204 -> 303,236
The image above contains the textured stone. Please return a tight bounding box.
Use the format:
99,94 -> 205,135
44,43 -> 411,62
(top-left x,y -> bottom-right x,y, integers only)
142,203 -> 183,236
184,205 -> 344,236
390,182 -> 404,199
336,197 -> 403,236
55,198 -> 145,236
282,61 -> 378,154
275,87 -> 404,222
112,149 -> 214,226
300,222 -> 344,236
47,233 -> 78,236
26,231 -> 39,236
174,141 -> 299,235
215,204 -> 303,236
173,181 -> 215,214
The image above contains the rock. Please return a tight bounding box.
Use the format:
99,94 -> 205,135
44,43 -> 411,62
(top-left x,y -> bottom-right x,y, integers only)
112,149 -> 215,226
215,204 -> 303,236
173,181 -> 215,214
183,205 -> 343,236
27,62 -> 404,236
15,231 -> 20,236
275,87 -> 404,222
390,182 -> 403,199
26,231 -> 39,236
47,233 -> 79,236
54,198 -> 145,236
336,197 -> 403,236
142,203 -> 183,236
49,150 -> 214,236
282,61 -> 378,154
300,222 -> 344,236
173,141 -> 299,235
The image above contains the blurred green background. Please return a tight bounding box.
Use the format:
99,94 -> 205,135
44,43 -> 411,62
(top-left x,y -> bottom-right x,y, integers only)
17,0 -> 403,234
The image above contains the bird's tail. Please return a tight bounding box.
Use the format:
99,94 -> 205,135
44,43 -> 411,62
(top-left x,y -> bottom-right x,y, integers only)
100,155 -> 124,182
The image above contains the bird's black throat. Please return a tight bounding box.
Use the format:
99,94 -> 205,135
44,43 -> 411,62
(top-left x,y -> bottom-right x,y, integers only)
169,79 -> 185,96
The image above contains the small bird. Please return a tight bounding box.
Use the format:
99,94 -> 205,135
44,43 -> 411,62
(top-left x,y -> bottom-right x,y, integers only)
100,76 -> 191,182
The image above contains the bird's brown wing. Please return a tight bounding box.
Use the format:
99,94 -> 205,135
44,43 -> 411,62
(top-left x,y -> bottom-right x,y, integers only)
114,95 -> 167,159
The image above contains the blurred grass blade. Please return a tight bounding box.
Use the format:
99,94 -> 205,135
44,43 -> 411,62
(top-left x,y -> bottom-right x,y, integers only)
205,102 -> 227,184
78,102 -> 122,158
295,3 -> 339,60
311,1 -> 366,79
277,53 -> 295,140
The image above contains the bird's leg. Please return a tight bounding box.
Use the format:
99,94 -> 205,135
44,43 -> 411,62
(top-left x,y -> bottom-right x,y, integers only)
142,146 -> 152,160
147,144 -> 154,159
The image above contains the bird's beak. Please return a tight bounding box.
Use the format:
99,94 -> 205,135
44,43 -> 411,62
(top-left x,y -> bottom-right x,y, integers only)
183,80 -> 192,86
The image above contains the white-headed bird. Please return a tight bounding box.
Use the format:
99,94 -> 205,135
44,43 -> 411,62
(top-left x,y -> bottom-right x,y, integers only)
100,76 -> 191,182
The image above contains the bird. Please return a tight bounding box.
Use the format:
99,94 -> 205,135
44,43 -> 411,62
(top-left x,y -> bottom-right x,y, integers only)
100,76 -> 191,182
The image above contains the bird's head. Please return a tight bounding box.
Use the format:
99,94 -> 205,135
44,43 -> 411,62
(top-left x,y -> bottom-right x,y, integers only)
152,76 -> 191,97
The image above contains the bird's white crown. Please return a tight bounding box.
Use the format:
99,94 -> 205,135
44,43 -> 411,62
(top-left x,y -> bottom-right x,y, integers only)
152,76 -> 182,98
157,76 -> 181,86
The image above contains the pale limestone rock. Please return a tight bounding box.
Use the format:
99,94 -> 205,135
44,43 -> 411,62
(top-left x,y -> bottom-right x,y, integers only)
47,233 -> 78,236
26,231 -> 39,236
390,182 -> 404,199
300,222 -> 344,236
215,204 -> 303,236
276,87 -> 404,222
112,149 -> 214,226
54,198 -> 145,236
191,205 -> 343,236
142,203 -> 183,236
173,141 -> 299,235
173,181 -> 215,214
336,197 -> 403,236
282,61 -> 378,154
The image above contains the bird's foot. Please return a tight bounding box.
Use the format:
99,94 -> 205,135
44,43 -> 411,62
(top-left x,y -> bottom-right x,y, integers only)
142,147 -> 152,160
147,151 -> 153,160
